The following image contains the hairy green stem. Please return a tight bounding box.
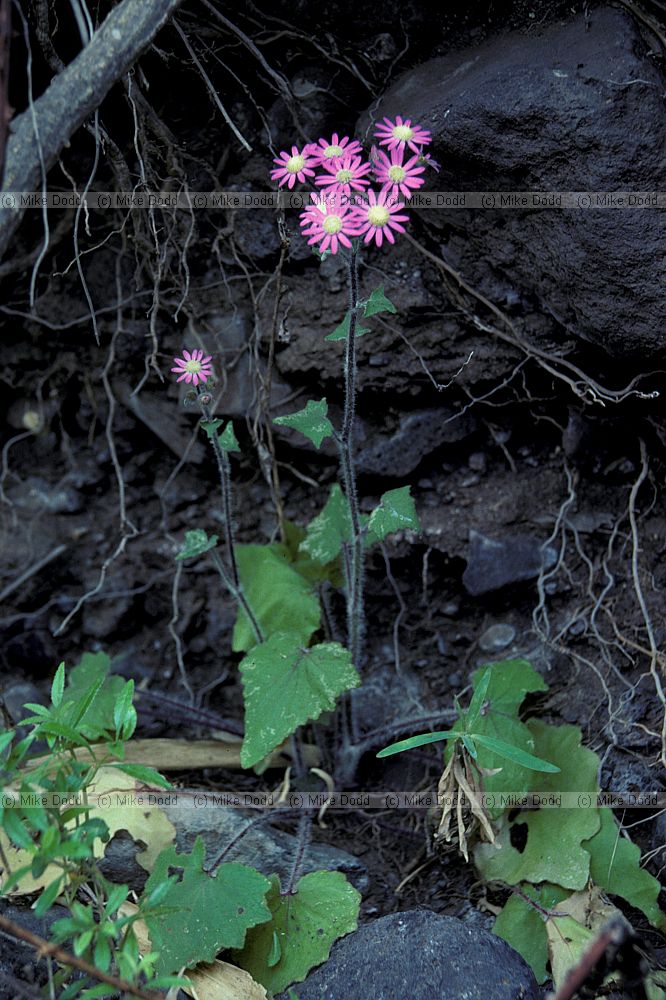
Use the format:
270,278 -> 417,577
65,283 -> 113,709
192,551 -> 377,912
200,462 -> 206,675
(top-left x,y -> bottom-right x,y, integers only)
339,245 -> 364,669
200,398 -> 264,646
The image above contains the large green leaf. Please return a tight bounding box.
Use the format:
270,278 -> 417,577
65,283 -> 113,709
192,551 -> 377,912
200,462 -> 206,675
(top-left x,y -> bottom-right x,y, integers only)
474,722 -> 600,889
274,399 -> 334,449
585,807 -> 666,931
61,653 -> 127,741
493,883 -> 570,984
233,545 -> 321,653
240,634 -> 360,768
366,487 -> 420,541
234,871 -> 360,995
299,485 -> 352,565
143,837 -> 271,975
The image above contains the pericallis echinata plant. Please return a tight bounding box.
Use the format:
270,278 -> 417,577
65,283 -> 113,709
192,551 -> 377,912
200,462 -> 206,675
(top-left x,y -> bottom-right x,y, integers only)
172,117 -> 441,782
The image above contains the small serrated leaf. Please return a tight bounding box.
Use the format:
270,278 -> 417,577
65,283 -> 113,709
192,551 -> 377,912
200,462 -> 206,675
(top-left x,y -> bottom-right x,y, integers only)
219,421 -> 241,453
325,311 -> 371,342
363,285 -> 397,318
274,399 -> 334,449
176,529 -> 218,561
299,485 -> 351,564
367,486 -> 420,541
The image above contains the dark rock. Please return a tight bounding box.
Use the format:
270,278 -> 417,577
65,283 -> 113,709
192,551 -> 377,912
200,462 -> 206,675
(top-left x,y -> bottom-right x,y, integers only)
97,830 -> 150,892
277,909 -> 541,1000
601,749 -> 664,798
0,899 -> 72,992
367,7 -> 666,359
357,408 -> 477,476
161,803 -> 368,893
3,681 -> 45,723
98,810 -> 369,896
463,529 -> 556,595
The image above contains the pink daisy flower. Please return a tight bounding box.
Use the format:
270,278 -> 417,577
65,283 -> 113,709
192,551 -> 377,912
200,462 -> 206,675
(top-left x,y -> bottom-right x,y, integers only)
299,196 -> 360,255
374,116 -> 432,154
373,147 -> 425,200
270,144 -> 318,189
315,154 -> 372,195
171,349 -> 213,386
307,133 -> 363,166
350,189 -> 410,248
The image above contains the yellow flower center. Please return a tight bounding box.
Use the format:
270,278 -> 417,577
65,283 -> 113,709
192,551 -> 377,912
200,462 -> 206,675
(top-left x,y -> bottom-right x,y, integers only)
367,205 -> 390,227
287,155 -> 305,173
388,165 -> 406,182
393,125 -> 413,141
324,144 -> 344,157
336,169 -> 353,183
323,214 -> 343,234
184,359 -> 203,374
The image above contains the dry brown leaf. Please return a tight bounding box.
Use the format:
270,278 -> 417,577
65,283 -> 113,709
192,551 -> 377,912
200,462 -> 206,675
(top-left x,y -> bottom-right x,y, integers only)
0,766 -> 176,895
26,738 -> 319,773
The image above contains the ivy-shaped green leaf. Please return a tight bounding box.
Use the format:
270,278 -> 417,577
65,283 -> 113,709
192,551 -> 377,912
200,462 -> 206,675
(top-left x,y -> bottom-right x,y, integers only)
201,418 -> 240,453
493,883 -> 570,984
219,421 -> 240,453
233,545 -> 320,653
325,311 -> 371,342
274,399 -> 334,449
176,528 -> 218,561
584,807 -> 666,931
299,485 -> 352,564
363,284 -> 397,318
474,721 -> 600,889
143,837 -> 272,976
239,633 -> 360,768
366,486 -> 420,541
233,871 -> 360,995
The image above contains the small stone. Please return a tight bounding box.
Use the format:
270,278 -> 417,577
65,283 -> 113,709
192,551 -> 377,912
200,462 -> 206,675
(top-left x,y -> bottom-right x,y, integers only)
478,623 -> 516,653
463,530 -> 557,596
468,452 -> 487,473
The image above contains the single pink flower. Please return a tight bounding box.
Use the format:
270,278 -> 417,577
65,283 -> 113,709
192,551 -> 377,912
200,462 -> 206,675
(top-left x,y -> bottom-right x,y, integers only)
315,153 -> 372,195
270,144 -> 318,188
299,195 -> 360,255
307,133 -> 363,166
373,147 -> 426,200
171,348 -> 213,386
374,115 -> 432,154
350,189 -> 410,248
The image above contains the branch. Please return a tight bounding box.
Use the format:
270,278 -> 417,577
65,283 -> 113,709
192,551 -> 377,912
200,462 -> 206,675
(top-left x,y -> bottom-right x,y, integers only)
0,912 -> 165,1000
0,0 -> 184,259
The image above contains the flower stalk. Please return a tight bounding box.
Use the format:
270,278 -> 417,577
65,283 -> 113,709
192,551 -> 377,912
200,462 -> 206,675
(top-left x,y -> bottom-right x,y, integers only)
339,243 -> 364,669
198,394 -> 264,647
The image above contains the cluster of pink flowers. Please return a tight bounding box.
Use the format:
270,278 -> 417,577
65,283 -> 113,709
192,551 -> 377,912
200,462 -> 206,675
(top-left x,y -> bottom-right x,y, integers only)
270,117 -> 433,252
